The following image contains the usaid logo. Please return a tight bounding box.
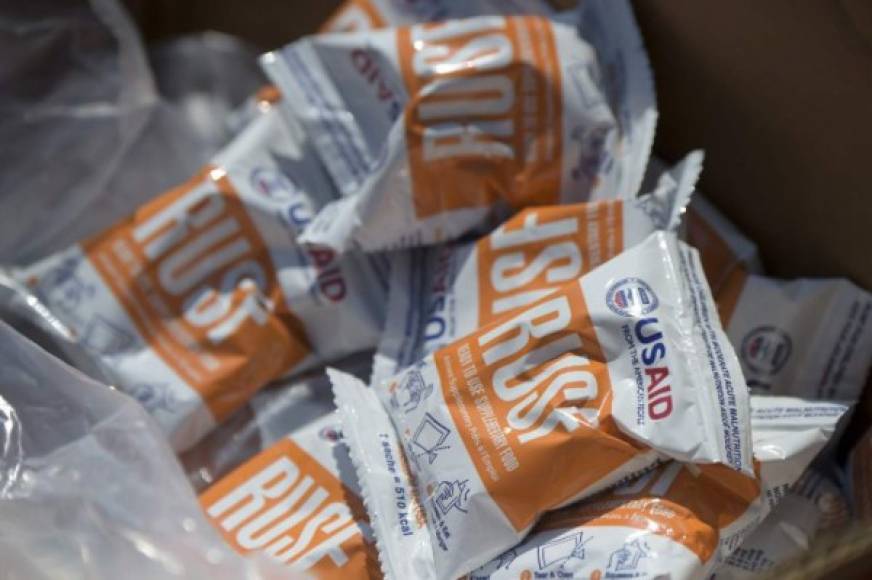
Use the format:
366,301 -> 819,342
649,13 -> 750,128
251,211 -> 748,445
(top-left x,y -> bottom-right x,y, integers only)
318,425 -> 342,443
249,167 -> 298,201
606,278 -> 659,318
740,326 -> 792,376
249,166 -> 314,229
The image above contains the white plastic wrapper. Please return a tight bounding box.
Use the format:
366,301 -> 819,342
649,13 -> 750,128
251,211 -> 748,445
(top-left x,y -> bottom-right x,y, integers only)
228,0 -> 540,135
321,0 -> 658,208
178,355 -> 378,577
196,411 -> 381,578
333,232 -> 752,579
2,103 -> 388,451
262,1 -> 656,252
714,467 -> 850,579
717,270 -> 872,401
373,152 -> 702,385
335,377 -> 846,579
0,320 -> 291,579
228,0 -> 530,136
467,398 -> 848,580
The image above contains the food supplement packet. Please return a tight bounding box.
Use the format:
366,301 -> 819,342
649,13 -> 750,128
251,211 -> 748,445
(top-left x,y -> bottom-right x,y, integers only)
333,232 -> 753,579
372,152 -> 702,385
332,368 -> 436,579
336,379 -> 843,580
262,14 -> 612,252
225,0 -> 558,140
717,269 -> 872,401
197,410 -> 381,578
714,466 -> 850,579
466,397 -> 848,580
319,0 -> 660,208
1,103 -> 388,451
262,2 -> 656,252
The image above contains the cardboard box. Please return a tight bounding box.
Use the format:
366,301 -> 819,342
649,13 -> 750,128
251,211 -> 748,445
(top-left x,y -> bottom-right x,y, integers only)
126,1 -> 872,576
629,4 -> 872,576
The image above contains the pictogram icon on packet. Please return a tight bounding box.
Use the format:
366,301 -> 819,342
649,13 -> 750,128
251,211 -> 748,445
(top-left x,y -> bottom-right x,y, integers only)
334,232 -> 753,579
335,370 -> 847,580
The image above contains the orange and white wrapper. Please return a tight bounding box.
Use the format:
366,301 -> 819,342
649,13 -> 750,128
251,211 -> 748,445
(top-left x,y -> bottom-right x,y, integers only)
468,397 -> 847,580
262,1 -> 656,252
717,269 -> 872,401
198,411 -> 382,578
372,152 -> 702,385
3,104 -> 388,451
225,0 -> 558,135
335,377 -> 845,579
333,232 -> 753,579
687,183 -> 872,403
227,0 -> 553,133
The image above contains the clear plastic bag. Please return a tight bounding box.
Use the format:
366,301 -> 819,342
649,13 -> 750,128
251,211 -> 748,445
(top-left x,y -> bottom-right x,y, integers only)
0,0 -> 265,266
0,0 -> 157,263
0,321 -> 291,579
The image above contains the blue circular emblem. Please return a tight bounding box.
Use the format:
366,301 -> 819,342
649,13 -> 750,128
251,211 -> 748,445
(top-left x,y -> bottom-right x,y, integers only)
740,326 -> 792,376
319,425 -> 342,442
606,277 -> 659,318
250,167 -> 297,201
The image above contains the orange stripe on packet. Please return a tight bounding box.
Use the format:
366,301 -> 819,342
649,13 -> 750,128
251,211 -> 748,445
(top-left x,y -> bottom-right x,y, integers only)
200,437 -> 381,579
475,201 -> 625,327
83,166 -> 311,421
435,279 -> 644,532
398,15 -> 564,219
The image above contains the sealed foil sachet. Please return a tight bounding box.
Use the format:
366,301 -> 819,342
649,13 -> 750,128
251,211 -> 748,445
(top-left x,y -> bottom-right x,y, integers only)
263,2 -> 655,252
372,152 -> 702,385
183,356 -> 379,577
3,103 -> 388,451
198,411 -> 381,578
333,232 -> 752,579
717,269 -> 872,401
335,375 -> 846,580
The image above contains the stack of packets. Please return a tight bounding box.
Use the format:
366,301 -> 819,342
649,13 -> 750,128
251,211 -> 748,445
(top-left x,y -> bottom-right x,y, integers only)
3,0 -> 871,578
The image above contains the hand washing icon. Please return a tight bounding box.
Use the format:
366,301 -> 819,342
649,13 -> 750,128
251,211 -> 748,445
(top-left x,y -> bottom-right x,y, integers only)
412,412 -> 451,464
